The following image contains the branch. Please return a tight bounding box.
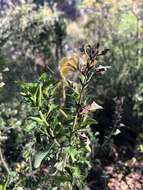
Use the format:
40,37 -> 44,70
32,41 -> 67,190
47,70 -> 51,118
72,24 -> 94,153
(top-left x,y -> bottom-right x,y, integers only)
0,143 -> 11,175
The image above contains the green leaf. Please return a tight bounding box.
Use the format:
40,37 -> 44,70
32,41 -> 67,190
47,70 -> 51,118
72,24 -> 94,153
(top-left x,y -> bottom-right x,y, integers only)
78,118 -> 97,129
84,118 -> 97,125
0,185 -> 6,190
48,104 -> 57,115
34,143 -> 54,168
85,144 -> 91,152
30,116 -> 43,123
25,122 -> 37,132
71,166 -> 81,177
37,83 -> 43,107
39,73 -> 48,82
65,147 -> 78,162
34,151 -> 49,169
0,177 -> 9,190
15,187 -> 24,190
59,109 -> 68,118
79,157 -> 91,167
33,86 -> 39,106
79,74 -> 85,85
138,144 -> 143,152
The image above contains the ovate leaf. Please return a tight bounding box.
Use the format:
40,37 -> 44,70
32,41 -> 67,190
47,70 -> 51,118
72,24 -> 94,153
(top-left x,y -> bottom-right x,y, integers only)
34,151 -> 49,169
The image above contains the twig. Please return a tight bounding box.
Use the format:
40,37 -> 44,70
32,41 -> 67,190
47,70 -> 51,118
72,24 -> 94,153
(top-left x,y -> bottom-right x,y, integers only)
0,144 -> 11,175
72,67 -> 94,131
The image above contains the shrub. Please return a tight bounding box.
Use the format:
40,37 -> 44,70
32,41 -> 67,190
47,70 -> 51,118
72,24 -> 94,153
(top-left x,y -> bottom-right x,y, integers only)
11,44 -> 109,189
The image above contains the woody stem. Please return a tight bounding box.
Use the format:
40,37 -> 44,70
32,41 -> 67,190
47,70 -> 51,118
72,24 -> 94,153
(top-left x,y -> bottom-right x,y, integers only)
72,74 -> 88,131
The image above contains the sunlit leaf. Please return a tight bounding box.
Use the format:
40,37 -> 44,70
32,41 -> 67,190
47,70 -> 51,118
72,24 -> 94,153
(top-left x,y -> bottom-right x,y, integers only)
0,82 -> 5,88
0,185 -> 6,190
81,101 -> 103,115
30,117 -> 43,123
15,187 -> 24,190
114,129 -> 121,135
34,151 -> 49,168
71,166 -> 81,177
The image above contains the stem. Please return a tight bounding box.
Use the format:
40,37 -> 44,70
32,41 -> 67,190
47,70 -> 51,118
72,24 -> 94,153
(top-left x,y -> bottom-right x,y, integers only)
29,155 -> 33,173
72,73 -> 88,131
72,114 -> 78,131
0,144 -> 11,175
72,65 -> 95,132
78,83 -> 85,105
72,82 -> 85,131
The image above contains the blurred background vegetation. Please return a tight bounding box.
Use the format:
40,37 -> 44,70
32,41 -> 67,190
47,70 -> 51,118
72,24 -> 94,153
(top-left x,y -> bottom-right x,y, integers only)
0,0 -> 143,189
